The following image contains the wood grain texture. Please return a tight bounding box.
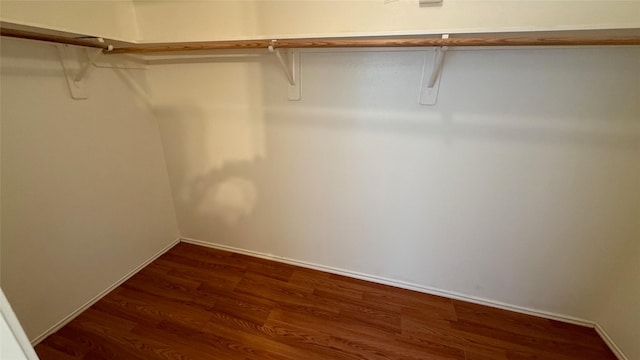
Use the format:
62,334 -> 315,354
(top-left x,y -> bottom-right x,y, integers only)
106,36 -> 640,54
2,24 -> 638,54
2,23 -> 639,54
35,242 -> 616,360
0,28 -> 110,49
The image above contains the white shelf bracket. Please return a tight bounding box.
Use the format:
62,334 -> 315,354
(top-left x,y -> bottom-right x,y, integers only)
74,49 -> 102,83
269,40 -> 301,101
419,34 -> 449,105
73,38 -> 110,83
57,38 -> 111,99
57,44 -> 89,99
57,38 -> 125,100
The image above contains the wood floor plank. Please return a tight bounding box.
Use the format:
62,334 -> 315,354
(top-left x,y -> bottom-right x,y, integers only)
234,272 -> 314,304
157,253 -> 246,284
200,285 -> 276,325
100,287 -> 214,330
314,290 -> 402,334
453,300 -> 608,351
203,320 -> 314,360
464,347 -> 509,360
266,314 -> 464,360
288,270 -> 365,300
231,253 -> 296,282
35,242 -> 618,360
170,243 -> 235,262
63,321 -> 164,360
450,319 -> 615,360
124,268 -> 202,294
261,319 -> 369,360
35,343 -> 83,360
401,317 -> 467,349
129,321 -> 241,360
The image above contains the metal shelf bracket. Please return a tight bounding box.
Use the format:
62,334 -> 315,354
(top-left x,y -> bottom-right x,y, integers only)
58,38 -> 107,99
419,34 -> 449,105
58,38 -> 145,100
269,40 -> 301,101
58,44 -> 90,99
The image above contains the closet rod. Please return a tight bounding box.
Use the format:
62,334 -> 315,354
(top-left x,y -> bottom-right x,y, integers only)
0,28 -> 111,50
107,36 -> 640,54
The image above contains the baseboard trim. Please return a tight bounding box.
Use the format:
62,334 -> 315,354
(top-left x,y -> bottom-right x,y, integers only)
30,237 -> 181,346
595,323 -> 628,360
180,237 -> 594,328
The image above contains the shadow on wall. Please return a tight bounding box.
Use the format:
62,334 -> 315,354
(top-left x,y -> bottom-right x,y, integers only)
114,47 -> 290,242
185,160 -> 261,227
150,57 -> 269,239
153,103 -> 267,234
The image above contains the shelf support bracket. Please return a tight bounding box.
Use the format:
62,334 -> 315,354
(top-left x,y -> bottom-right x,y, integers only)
269,40 -> 301,101
74,48 -> 103,82
58,38 -> 107,99
57,38 -> 126,100
58,44 -> 89,99
419,34 -> 449,105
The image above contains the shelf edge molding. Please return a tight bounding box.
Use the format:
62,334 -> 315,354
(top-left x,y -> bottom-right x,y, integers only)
1,27 -> 111,50
107,36 -> 640,54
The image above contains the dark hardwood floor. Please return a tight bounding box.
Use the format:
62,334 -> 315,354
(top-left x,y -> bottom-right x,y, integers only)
35,242 -> 616,360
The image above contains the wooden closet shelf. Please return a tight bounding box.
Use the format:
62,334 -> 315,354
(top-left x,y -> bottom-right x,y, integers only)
0,27 -> 111,50
108,36 -> 640,54
2,25 -> 640,54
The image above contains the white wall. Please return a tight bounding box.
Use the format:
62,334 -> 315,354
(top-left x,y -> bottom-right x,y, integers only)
149,46 -> 640,322
0,37 -> 179,340
594,234 -> 640,359
0,0 -> 140,42
132,0 -> 640,42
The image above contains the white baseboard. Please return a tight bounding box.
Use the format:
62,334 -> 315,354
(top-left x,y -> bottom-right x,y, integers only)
180,237 -> 594,328
595,323 -> 628,360
30,237 -> 181,346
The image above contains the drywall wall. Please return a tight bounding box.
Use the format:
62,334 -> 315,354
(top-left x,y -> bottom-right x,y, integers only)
150,46 -> 640,324
594,234 -> 640,359
132,0 -> 640,42
0,37 -> 179,340
0,0 -> 140,42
